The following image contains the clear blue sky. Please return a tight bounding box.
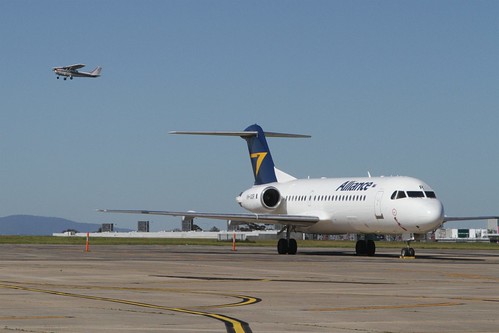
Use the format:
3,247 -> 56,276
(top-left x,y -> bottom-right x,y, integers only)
1,1 -> 498,231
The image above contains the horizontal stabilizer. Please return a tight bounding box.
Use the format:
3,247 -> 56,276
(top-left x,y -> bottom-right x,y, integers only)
171,124 -> 309,185
170,130 -> 310,138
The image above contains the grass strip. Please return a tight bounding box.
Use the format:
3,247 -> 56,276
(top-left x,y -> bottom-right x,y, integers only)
0,235 -> 498,250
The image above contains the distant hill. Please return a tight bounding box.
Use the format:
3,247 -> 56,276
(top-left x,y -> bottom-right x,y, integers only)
0,215 -> 131,236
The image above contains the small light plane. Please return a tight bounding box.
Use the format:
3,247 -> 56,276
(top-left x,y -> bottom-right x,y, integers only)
99,124 -> 498,257
52,64 -> 102,80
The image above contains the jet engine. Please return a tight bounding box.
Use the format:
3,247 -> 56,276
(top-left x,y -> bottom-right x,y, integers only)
237,186 -> 283,213
261,186 -> 281,209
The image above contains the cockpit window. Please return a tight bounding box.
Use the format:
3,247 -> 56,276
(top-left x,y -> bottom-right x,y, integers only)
425,191 -> 436,198
391,191 -> 407,200
407,191 -> 424,198
392,190 -> 436,199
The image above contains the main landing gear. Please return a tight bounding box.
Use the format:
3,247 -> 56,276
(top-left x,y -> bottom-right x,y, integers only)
277,225 -> 297,255
277,238 -> 297,254
355,239 -> 376,256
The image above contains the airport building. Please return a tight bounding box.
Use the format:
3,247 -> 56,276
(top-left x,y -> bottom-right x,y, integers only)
53,219 -> 499,243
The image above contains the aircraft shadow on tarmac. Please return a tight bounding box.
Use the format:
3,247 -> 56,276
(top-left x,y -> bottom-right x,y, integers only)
299,250 -> 487,262
160,247 -> 492,262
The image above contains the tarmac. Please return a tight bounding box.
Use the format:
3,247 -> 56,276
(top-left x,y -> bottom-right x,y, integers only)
1,244 -> 498,333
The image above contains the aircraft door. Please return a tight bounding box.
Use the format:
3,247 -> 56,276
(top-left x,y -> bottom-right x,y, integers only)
374,191 -> 384,219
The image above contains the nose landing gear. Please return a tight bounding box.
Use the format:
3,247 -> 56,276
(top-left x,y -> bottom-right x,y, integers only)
400,235 -> 417,258
401,246 -> 416,257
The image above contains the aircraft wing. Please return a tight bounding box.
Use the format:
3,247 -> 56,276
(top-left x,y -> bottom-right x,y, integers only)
98,209 -> 319,227
58,63 -> 85,70
444,216 -> 499,222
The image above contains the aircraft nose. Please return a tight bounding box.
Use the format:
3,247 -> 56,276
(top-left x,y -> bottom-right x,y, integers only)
423,200 -> 444,227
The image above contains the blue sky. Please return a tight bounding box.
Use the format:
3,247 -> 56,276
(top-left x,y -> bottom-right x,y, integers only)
1,1 -> 498,231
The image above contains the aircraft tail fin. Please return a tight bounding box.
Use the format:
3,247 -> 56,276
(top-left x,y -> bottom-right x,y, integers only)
243,124 -> 278,185
170,124 -> 310,185
91,66 -> 102,76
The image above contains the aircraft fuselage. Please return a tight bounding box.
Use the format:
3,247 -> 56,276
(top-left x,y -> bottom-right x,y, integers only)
237,176 -> 444,235
53,69 -> 97,78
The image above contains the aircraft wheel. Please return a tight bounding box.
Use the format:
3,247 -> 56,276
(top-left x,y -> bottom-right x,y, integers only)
355,240 -> 367,255
63,77 -> 67,80
401,248 -> 415,257
366,239 -> 376,256
288,239 -> 297,255
277,238 -> 288,254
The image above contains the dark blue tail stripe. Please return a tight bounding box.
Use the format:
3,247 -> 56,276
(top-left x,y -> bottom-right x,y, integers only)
243,124 -> 277,185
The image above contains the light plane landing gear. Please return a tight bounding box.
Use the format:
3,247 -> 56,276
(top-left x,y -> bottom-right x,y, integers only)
355,239 -> 376,256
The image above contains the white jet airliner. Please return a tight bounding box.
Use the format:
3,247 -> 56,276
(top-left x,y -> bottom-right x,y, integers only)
53,64 -> 102,80
100,124 -> 498,257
